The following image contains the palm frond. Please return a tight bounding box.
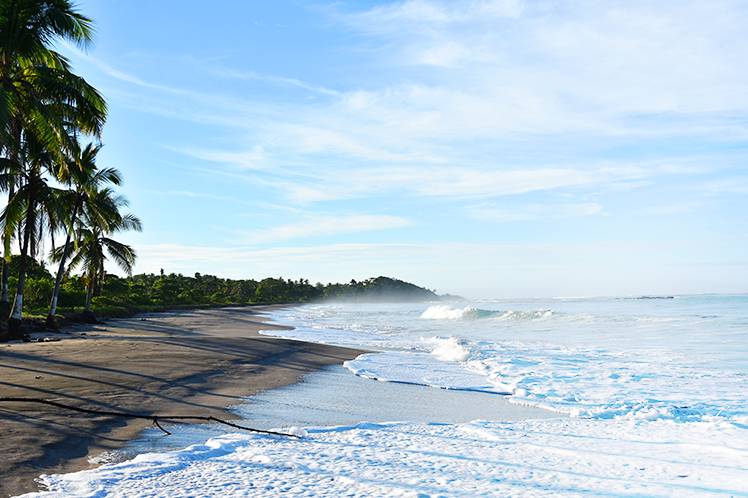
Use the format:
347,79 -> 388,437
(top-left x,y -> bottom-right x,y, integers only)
102,237 -> 136,275
118,213 -> 142,232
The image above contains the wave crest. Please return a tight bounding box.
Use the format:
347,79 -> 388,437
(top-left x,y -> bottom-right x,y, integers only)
420,305 -> 501,320
496,309 -> 554,320
420,305 -> 554,321
430,336 -> 471,362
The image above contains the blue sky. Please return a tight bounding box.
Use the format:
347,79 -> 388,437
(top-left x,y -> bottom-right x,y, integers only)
59,0 -> 748,298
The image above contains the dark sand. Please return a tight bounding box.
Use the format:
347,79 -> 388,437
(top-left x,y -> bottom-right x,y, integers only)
0,306 -> 362,497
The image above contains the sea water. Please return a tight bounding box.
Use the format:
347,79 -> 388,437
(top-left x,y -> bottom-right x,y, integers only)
104,365 -> 554,462
24,295 -> 748,497
267,296 -> 748,421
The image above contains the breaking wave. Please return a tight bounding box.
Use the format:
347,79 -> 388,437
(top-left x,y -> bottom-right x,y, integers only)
429,336 -> 471,362
420,305 -> 554,321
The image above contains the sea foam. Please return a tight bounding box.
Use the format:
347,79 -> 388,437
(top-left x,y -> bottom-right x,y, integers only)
25,419 -> 748,497
420,304 -> 478,319
420,304 -> 554,321
429,336 -> 471,362
264,298 -> 748,423
23,297 -> 748,497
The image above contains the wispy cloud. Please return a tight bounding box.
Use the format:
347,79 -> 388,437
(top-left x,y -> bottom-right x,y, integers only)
63,1 -> 748,206
168,145 -> 268,170
148,190 -> 255,207
469,202 -> 603,222
242,214 -> 411,244
210,67 -> 340,97
262,162 -> 680,203
61,40 -> 192,95
341,0 -> 524,32
699,177 -> 748,195
54,1 -> 748,297
641,202 -> 704,216
333,0 -> 748,132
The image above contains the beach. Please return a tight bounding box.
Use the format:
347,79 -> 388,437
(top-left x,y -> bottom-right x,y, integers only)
3,298 -> 748,497
0,306 -> 362,497
0,0 -> 744,496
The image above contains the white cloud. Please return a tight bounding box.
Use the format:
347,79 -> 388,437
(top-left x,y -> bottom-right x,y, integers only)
242,214 -> 411,244
344,0 -> 523,31
148,190 -> 254,207
470,202 -> 603,222
169,145 -> 267,170
61,41 -> 194,96
65,2 -> 748,203
71,0 -> 748,169
210,67 -> 340,97
642,202 -> 703,216
263,162 -> 672,203
55,2 -> 748,296
699,177 -> 748,196
335,0 -> 748,128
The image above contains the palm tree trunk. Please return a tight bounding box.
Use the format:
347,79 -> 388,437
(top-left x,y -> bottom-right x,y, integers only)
84,273 -> 94,312
1,123 -> 19,321
4,121 -> 23,338
0,187 -> 12,307
0,259 -> 8,305
0,252 -> 9,339
79,272 -> 98,323
7,210 -> 31,338
96,260 -> 104,296
46,229 -> 72,325
46,198 -> 81,328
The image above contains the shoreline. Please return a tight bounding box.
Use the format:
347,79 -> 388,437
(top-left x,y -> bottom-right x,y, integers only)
0,305 -> 364,497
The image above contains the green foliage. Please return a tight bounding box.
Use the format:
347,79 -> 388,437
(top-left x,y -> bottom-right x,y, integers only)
8,261 -> 439,315
8,254 -> 51,280
320,276 -> 438,302
58,277 -> 85,307
23,274 -> 53,309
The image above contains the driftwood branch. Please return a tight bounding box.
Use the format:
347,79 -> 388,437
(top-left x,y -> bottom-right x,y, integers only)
0,397 -> 300,438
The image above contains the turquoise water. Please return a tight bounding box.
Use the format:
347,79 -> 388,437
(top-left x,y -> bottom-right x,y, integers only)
265,295 -> 748,422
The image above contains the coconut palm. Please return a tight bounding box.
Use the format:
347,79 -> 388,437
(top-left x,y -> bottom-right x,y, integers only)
0,0 -> 106,337
0,157 -> 24,305
53,188 -> 141,317
0,0 -> 99,140
46,143 -> 122,326
0,131 -> 69,328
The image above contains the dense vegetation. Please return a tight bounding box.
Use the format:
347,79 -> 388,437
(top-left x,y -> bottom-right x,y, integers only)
5,260 -> 439,318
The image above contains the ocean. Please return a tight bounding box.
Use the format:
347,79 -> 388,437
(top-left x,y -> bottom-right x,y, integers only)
26,295 -> 748,497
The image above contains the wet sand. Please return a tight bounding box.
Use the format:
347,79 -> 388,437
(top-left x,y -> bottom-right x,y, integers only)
0,306 -> 363,497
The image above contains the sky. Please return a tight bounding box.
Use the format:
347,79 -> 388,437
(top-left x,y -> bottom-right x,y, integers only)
57,0 -> 748,298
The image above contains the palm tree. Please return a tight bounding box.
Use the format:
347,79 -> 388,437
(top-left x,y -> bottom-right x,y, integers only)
53,188 -> 141,319
0,154 -> 23,310
1,131 -> 69,328
0,0 -> 105,145
46,143 -> 122,327
0,0 -> 106,337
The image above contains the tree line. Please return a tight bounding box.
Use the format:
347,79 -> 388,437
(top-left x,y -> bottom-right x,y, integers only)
2,264 -> 438,320
1,0 -> 140,339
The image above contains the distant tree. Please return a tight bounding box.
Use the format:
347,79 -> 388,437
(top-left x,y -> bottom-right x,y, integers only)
255,278 -> 288,303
